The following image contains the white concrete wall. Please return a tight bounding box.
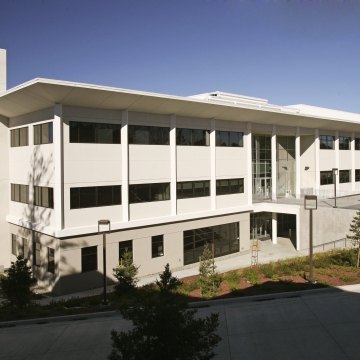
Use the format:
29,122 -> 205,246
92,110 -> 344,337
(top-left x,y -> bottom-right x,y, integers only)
177,146 -> 211,180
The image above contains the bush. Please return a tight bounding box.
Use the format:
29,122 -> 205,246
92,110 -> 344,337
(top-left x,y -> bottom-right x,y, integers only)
224,271 -> 239,291
242,267 -> 260,285
0,256 -> 36,308
156,263 -> 182,293
113,250 -> 139,295
259,263 -> 277,279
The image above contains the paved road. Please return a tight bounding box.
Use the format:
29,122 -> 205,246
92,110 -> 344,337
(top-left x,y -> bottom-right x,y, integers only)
1,285 -> 360,360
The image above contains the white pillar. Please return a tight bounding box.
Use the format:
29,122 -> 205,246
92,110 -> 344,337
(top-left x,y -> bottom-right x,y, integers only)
351,132 -> 355,191
121,110 -> 129,222
210,119 -> 216,210
314,129 -> 320,195
272,212 -> 277,245
246,122 -> 252,205
295,127 -> 301,199
170,115 -> 177,215
53,104 -> 64,231
0,49 -> 6,94
271,126 -> 277,200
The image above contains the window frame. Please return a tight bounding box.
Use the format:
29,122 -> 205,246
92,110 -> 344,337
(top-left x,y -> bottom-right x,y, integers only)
319,135 -> 335,150
216,130 -> 244,147
10,127 -> 28,147
320,171 -> 333,185
339,170 -> 351,184
177,180 -> 210,199
11,183 -> 29,204
339,136 -> 351,150
151,235 -> 164,258
34,186 -> 54,208
355,169 -> 360,182
47,247 -> 55,274
34,122 -> 53,145
176,128 -> 210,146
129,183 -> 170,203
216,178 -> 244,195
119,240 -> 133,263
81,246 -> 98,273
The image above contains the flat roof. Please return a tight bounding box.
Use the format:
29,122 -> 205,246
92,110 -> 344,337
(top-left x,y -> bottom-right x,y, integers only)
0,78 -> 360,132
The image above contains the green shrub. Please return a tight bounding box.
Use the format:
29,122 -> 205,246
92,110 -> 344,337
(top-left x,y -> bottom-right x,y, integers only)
113,250 -> 139,295
242,267 -> 260,285
224,271 -> 240,291
260,263 -> 277,279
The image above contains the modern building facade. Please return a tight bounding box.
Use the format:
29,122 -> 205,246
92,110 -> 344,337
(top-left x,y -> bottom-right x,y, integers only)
1,49 -> 360,294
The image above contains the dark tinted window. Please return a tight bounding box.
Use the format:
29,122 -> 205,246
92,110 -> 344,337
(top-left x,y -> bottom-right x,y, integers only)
339,136 -> 351,150
216,131 -> 243,147
339,170 -> 351,183
11,184 -> 29,204
119,240 -> 133,262
177,180 -> 210,199
129,183 -> 170,203
152,235 -> 164,258
356,169 -> 360,182
176,128 -> 210,146
216,178 -> 244,195
11,127 -> 28,147
319,135 -> 335,150
34,122 -> 53,145
320,171 -> 333,185
128,125 -> 169,145
70,121 -> 121,144
48,248 -> 55,274
82,246 -> 97,272
34,186 -> 54,208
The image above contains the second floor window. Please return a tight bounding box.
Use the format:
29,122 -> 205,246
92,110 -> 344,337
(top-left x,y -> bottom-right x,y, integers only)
176,128 -> 210,146
216,178 -> 244,195
70,121 -> 121,144
319,135 -> 334,150
34,122 -> 53,145
177,180 -> 210,199
11,127 -> 28,147
129,183 -> 170,203
11,183 -> 29,204
34,186 -> 54,208
128,125 -> 169,145
339,136 -> 351,150
216,131 -> 243,147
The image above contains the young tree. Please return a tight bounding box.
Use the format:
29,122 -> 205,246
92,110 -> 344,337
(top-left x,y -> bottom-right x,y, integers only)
156,263 -> 182,293
113,250 -> 139,294
199,243 -> 222,298
109,295 -> 221,360
347,210 -> 360,267
0,256 -> 36,308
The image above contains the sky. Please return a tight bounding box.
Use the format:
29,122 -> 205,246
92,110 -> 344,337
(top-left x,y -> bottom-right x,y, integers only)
1,0 -> 360,113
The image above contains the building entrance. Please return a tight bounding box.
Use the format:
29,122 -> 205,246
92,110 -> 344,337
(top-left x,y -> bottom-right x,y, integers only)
250,212 -> 272,240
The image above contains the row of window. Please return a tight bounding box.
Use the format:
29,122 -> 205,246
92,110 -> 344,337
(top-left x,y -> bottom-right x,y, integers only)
11,184 -> 54,208
11,123 -> 53,147
320,135 -> 360,150
319,169 -> 360,185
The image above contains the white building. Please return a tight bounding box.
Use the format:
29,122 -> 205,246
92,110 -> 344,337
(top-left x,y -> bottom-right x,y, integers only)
1,48 -> 360,294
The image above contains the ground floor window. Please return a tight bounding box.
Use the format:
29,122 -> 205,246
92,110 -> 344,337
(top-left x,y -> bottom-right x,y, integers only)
152,235 -> 164,258
33,241 -> 41,266
119,240 -> 133,263
183,222 -> 239,265
339,170 -> 351,183
320,171 -> 333,185
48,248 -> 55,274
81,246 -> 97,272
356,169 -> 360,182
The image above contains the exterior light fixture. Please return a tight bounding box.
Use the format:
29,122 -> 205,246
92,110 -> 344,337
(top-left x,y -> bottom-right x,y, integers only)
304,195 -> 317,283
98,219 -> 110,305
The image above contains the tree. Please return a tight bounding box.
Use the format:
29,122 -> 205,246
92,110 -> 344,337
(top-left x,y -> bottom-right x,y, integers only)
113,250 -> 139,294
156,263 -> 182,293
199,243 -> 222,298
0,256 -> 36,308
108,295 -> 221,360
347,210 -> 360,267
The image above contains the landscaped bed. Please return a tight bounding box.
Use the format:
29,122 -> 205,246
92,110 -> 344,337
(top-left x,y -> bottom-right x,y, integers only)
1,248 -> 359,322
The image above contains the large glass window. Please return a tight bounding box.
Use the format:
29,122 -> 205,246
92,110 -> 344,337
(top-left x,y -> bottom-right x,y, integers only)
183,222 -> 239,265
216,178 -> 244,195
339,170 -> 351,183
129,183 -> 170,203
177,180 -> 210,199
216,131 -> 243,147
339,136 -> 351,150
176,128 -> 210,146
11,183 -> 29,204
152,235 -> 164,258
11,234 -> 27,258
356,169 -> 360,182
34,122 -> 53,145
119,240 -> 133,262
81,246 -> 97,272
355,138 -> 360,150
70,185 -> 121,209
70,121 -> 121,144
34,186 -> 54,208
128,125 -> 169,145
319,135 -> 335,150
10,127 -> 28,147
320,171 -> 333,185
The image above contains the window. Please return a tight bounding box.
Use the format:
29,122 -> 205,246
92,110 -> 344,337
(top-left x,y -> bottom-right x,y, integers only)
48,248 -> 55,274
152,235 -> 164,258
81,246 -> 97,272
183,222 -> 239,265
319,135 -> 335,149
355,138 -> 360,150
34,122 -> 53,145
70,185 -> 121,209
339,136 -> 351,150
33,241 -> 41,267
177,180 -> 210,199
11,234 -> 17,256
69,121 -> 121,144
320,171 -> 333,185
10,127 -> 28,147
128,125 -> 169,145
340,170 -> 351,183
12,235 -> 29,258
216,178 -> 244,195
129,183 -> 170,203
11,184 -> 29,204
356,169 -> 360,182
119,240 -> 133,262
34,186 -> 54,208
176,128 -> 210,146
216,131 -> 243,147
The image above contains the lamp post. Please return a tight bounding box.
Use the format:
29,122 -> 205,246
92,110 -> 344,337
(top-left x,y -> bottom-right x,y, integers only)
332,168 -> 338,208
98,219 -> 110,305
304,195 -> 317,283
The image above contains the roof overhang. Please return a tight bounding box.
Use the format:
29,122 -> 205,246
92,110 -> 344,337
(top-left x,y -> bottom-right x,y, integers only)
0,78 -> 359,132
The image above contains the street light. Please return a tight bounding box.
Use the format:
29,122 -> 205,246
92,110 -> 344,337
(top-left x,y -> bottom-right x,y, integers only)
304,195 -> 317,283
332,168 -> 338,208
98,219 -> 110,305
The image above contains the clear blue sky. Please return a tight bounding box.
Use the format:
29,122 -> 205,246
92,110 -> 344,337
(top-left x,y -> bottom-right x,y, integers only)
1,0 -> 360,112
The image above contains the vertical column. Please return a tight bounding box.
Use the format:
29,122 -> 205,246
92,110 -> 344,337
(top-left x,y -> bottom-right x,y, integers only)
335,131 -> 340,195
210,119 -> 216,210
271,212 -> 277,245
295,127 -> 301,199
246,123 -> 252,206
121,110 -> 129,222
53,104 -> 64,231
314,129 -> 320,195
351,132 -> 355,191
271,125 -> 277,200
170,115 -> 177,215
